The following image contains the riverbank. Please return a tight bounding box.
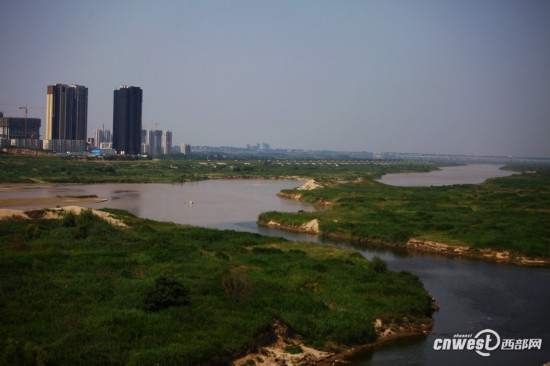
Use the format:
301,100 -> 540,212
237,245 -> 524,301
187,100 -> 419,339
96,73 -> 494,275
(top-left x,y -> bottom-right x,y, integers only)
260,218 -> 550,267
0,195 -> 108,208
0,205 -> 127,227
233,316 -> 435,366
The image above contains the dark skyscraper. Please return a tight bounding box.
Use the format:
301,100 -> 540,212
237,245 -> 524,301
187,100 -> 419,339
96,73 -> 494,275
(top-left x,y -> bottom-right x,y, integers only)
113,86 -> 142,155
46,84 -> 88,141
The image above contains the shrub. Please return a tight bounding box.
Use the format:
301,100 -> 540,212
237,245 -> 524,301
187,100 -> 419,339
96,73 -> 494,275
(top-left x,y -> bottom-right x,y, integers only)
251,247 -> 283,255
312,263 -> 328,273
1,339 -> 49,366
143,277 -> 190,312
370,256 -> 387,273
74,209 -> 96,239
221,269 -> 253,302
285,345 -> 303,354
388,229 -> 411,243
25,224 -> 40,240
76,209 -> 95,228
60,211 -> 76,227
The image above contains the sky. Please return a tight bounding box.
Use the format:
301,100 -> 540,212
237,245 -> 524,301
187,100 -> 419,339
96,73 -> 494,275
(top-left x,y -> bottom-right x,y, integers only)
1,0 -> 549,157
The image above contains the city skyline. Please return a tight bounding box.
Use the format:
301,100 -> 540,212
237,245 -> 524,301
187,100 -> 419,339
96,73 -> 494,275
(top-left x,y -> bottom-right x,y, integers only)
2,1 -> 550,157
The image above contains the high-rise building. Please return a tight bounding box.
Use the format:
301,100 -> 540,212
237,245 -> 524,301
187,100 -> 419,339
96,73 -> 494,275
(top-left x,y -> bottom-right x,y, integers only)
94,127 -> 112,149
46,84 -> 88,140
113,86 -> 142,155
140,129 -> 170,156
149,130 -> 163,156
162,130 -> 172,155
180,144 -> 191,155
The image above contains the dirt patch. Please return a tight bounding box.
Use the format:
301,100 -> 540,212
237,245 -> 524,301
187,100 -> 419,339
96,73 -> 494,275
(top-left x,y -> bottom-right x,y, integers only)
0,209 -> 30,220
300,219 -> 319,234
296,180 -> 323,191
232,320 -> 333,366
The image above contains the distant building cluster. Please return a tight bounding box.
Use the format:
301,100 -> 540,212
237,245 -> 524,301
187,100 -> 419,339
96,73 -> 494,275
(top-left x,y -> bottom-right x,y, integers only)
43,139 -> 87,153
141,129 -> 172,156
94,128 -> 112,149
1,84 -> 192,156
247,143 -> 270,152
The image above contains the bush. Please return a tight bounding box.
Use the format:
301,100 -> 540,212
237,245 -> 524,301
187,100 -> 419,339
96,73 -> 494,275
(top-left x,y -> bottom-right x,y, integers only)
1,339 -> 49,366
75,209 -> 96,239
388,229 -> 411,243
370,256 -> 387,273
143,277 -> 190,312
60,211 -> 76,227
285,344 -> 303,354
25,224 -> 40,240
75,209 -> 95,227
221,269 -> 253,302
251,247 -> 283,255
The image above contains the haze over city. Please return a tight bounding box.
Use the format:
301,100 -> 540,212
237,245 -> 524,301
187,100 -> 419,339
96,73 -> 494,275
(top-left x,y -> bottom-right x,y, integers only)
2,0 -> 549,157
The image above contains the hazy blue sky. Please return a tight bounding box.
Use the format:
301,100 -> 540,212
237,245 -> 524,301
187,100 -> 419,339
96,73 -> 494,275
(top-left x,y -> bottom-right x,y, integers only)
1,0 -> 549,156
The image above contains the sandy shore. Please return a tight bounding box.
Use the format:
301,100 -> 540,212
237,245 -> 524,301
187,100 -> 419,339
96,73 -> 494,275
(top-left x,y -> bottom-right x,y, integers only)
0,205 -> 126,227
0,196 -> 108,208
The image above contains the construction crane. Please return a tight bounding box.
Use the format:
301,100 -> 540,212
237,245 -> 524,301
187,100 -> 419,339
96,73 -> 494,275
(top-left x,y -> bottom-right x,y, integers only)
19,104 -> 45,139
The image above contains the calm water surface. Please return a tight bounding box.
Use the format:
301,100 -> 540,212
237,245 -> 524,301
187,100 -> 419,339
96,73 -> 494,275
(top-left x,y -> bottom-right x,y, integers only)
0,180 -> 313,231
377,164 -> 515,186
1,167 -> 548,365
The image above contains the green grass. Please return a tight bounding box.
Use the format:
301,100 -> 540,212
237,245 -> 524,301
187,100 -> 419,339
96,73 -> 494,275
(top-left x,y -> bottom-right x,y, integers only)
260,167 -> 550,258
0,155 -> 437,183
0,210 -> 433,365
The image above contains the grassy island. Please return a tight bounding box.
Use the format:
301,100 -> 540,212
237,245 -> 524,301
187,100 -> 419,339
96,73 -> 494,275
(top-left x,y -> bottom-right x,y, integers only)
259,167 -> 550,264
0,209 -> 434,365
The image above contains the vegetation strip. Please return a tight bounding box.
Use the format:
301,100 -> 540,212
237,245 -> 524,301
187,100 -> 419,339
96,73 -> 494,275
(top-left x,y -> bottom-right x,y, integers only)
0,208 -> 434,365
0,155 -> 437,183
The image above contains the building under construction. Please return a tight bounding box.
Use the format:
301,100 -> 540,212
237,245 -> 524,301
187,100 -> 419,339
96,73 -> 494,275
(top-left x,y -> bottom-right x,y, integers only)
0,112 -> 41,140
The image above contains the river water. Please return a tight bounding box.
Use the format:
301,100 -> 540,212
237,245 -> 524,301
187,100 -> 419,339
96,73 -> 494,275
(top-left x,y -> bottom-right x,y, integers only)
0,180 -> 314,231
0,166 -> 548,365
376,164 -> 515,186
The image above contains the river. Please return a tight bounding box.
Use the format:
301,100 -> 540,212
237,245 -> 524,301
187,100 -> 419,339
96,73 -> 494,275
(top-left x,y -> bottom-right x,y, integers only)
376,164 -> 515,186
0,166 -> 548,365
